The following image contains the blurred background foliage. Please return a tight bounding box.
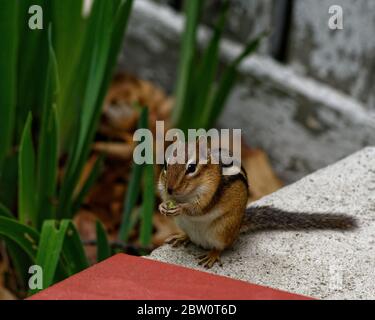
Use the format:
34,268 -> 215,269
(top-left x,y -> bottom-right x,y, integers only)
0,0 -> 134,296
0,0 -> 265,298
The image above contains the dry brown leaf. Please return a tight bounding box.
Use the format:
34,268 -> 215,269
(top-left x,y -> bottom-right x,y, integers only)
0,247 -> 16,300
157,97 -> 173,121
73,210 -> 99,264
242,147 -> 283,202
74,210 -> 97,242
74,154 -> 99,199
104,73 -> 172,128
0,287 -> 16,300
93,142 -> 134,161
103,102 -> 138,132
98,123 -> 134,142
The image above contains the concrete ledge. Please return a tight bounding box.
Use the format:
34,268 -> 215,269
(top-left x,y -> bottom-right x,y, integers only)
120,0 -> 375,182
150,148 -> 375,300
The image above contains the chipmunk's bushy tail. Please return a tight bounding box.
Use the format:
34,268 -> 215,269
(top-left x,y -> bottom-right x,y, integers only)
241,206 -> 357,233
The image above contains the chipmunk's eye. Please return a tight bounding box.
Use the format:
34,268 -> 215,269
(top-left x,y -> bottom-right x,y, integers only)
186,163 -> 197,175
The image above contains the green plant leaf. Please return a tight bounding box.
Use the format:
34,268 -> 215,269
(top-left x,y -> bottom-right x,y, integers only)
0,216 -> 39,260
0,215 -> 39,290
118,107 -> 148,242
192,0 -> 229,128
18,113 -> 37,227
60,220 -> 89,275
139,162 -> 155,249
108,0 -> 134,69
0,203 -> 14,219
57,0 -> 134,219
171,0 -> 265,130
231,32 -> 266,68
30,219 -> 88,295
32,220 -> 71,293
36,106 -> 59,228
0,152 -> 18,210
204,33 -> 264,128
70,0 -> 118,173
36,31 -> 60,228
0,0 -> 135,296
0,0 -> 18,174
96,220 -> 111,262
6,239 -> 34,291
172,0 -> 203,129
51,0 -> 87,148
15,0 -> 50,141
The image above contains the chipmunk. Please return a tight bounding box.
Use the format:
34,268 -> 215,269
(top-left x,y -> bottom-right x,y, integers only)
158,137 -> 357,269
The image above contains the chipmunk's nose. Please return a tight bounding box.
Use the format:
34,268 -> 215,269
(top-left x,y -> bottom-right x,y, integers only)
167,187 -> 173,195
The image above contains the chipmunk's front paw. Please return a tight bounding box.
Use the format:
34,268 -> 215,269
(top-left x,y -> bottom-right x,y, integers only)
159,202 -> 184,217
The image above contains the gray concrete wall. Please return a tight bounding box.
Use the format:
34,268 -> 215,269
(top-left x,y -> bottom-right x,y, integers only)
202,0 -> 274,54
149,0 -> 274,52
119,0 -> 375,183
287,0 -> 375,111
149,1 -> 375,111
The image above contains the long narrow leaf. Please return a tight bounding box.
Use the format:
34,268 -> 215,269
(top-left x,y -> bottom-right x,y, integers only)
36,106 -> 59,228
204,33 -> 264,128
118,107 -> 148,242
139,163 -> 155,248
58,0 -> 134,219
172,0 -> 203,129
36,31 -> 59,228
18,113 -> 36,226
6,240 -> 34,291
51,0 -> 87,148
0,153 -> 18,209
0,203 -> 14,219
192,1 -> 229,128
0,216 -> 39,260
32,220 -> 71,293
70,0 -> 116,174
96,220 -> 111,262
16,0 -> 50,141
0,0 -> 18,173
60,220 -> 89,274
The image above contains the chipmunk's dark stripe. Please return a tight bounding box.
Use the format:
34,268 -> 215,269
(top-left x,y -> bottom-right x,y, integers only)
222,172 -> 248,191
221,162 -> 233,168
203,166 -> 249,212
219,161 -> 248,189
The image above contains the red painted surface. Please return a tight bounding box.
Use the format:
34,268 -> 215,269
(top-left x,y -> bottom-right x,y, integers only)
29,254 -> 311,300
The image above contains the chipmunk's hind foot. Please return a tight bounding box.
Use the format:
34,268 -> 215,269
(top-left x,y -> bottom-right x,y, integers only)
198,250 -> 223,269
165,234 -> 190,248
